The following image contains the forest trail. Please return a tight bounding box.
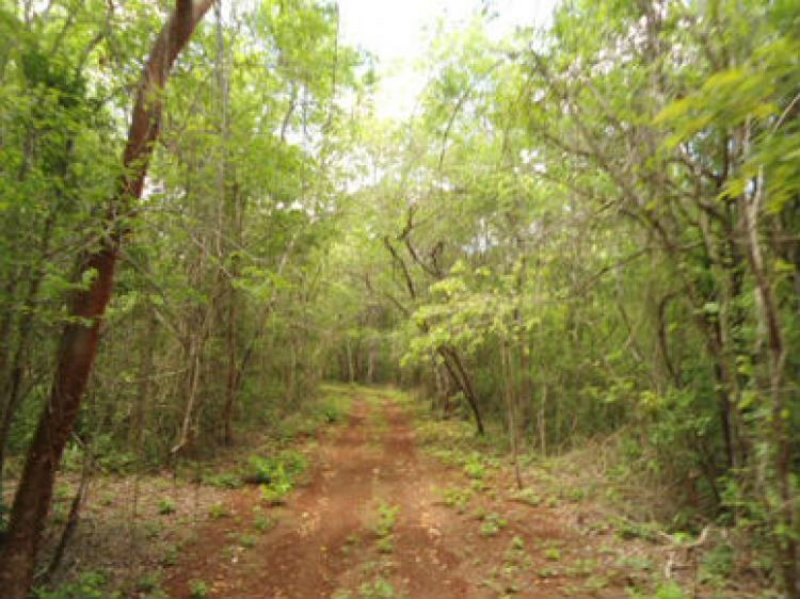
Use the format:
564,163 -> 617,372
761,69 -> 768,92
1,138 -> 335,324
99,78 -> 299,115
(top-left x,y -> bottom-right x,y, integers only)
164,390 -> 633,599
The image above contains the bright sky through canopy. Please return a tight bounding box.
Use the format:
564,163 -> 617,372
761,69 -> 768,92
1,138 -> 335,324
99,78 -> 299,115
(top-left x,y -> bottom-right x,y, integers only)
338,0 -> 558,119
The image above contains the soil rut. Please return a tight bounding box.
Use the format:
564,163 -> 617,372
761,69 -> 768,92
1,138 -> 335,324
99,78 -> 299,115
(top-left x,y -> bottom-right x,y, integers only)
165,395 -> 470,598
165,392 -> 630,599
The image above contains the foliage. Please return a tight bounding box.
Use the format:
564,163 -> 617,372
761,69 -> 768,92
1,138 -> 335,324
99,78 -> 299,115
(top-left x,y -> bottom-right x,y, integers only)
157,499 -> 176,516
250,450 -> 308,504
208,502 -> 229,520
628,582 -> 689,599
34,571 -> 120,599
357,577 -> 402,599
372,501 -> 399,538
188,579 -> 209,599
478,512 -> 508,537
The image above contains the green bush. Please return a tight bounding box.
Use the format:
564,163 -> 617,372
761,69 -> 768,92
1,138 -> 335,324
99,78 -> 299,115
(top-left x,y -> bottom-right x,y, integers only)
35,571 -> 120,599
189,579 -> 209,599
158,498 -> 176,515
250,449 -> 309,504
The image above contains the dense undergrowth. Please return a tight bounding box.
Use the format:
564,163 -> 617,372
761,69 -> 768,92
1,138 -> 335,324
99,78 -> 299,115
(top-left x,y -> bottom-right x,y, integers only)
401,390 -> 778,598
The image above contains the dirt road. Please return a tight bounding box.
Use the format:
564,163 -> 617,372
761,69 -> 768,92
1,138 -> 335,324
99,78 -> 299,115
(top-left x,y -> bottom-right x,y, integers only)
165,392 -> 633,598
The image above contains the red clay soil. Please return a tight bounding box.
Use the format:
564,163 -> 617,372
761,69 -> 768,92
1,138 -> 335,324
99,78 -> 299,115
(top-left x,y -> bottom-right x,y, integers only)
164,394 -> 634,599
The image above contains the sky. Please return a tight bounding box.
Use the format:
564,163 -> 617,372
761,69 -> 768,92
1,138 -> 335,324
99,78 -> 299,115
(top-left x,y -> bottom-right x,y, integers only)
337,0 -> 559,119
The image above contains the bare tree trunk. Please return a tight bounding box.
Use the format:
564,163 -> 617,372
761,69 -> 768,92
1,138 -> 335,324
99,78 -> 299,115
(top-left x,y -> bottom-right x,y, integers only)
740,169 -> 798,597
539,384 -> 547,456
502,342 -> 523,490
366,339 -> 376,384
0,3 -> 215,594
214,0 -> 241,447
345,338 -> 355,383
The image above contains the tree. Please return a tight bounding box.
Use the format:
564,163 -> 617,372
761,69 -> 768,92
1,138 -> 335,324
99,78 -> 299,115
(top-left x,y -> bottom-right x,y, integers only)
0,1 -> 215,594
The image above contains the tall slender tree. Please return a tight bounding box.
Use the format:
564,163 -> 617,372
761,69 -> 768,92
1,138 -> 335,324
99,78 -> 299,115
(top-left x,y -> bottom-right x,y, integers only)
0,1 -> 215,594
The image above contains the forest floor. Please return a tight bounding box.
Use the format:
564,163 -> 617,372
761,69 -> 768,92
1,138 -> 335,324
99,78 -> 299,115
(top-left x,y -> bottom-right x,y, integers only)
23,385 -> 767,599
159,387 -> 728,599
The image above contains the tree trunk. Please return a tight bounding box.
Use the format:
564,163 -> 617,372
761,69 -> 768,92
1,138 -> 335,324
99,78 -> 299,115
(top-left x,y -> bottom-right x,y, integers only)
502,342 -> 523,490
44,441 -> 93,580
740,171 -> 798,597
438,346 -> 484,435
0,3 -> 215,595
345,338 -> 355,383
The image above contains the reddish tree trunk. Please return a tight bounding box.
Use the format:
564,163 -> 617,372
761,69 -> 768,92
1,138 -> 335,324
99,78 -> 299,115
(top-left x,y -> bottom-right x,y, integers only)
0,2 -> 215,595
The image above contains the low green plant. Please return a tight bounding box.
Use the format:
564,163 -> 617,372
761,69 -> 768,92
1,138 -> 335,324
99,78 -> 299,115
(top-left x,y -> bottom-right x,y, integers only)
502,536 -> 533,573
250,450 -> 308,504
584,575 -> 609,591
135,572 -> 162,594
161,544 -> 180,567
614,518 -> 659,541
463,452 -> 487,479
616,555 -> 654,571
189,579 -> 209,599
565,558 -> 598,576
511,487 -> 542,506
376,535 -> 394,554
253,512 -> 277,532
208,502 -> 229,519
479,512 -> 508,537
441,486 -> 472,513
563,487 -> 587,502
239,533 -> 258,548
202,471 -> 242,489
158,498 -> 176,515
373,502 -> 399,538
628,582 -> 688,599
358,577 -> 400,599
35,571 -> 119,599
536,567 -> 558,578
143,520 -> 162,539
700,542 -> 734,583
543,546 -> 561,561
51,503 -> 67,526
